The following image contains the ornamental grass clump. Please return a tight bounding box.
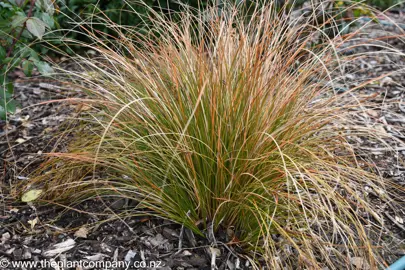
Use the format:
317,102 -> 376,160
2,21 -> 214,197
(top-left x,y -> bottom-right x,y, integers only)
23,2 -> 404,268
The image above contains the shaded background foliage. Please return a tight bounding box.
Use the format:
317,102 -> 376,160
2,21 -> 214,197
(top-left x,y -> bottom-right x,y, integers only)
0,0 -> 56,119
0,0 -> 403,119
39,0 -> 405,55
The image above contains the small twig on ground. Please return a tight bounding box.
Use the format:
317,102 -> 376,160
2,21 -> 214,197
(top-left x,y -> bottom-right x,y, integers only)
178,210 -> 191,251
178,223 -> 185,251
209,246 -> 220,270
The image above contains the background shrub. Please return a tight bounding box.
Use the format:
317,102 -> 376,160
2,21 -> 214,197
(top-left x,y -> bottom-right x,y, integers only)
0,0 -> 56,119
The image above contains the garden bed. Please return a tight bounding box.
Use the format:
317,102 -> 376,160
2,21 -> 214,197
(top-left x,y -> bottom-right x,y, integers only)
1,11 -> 405,270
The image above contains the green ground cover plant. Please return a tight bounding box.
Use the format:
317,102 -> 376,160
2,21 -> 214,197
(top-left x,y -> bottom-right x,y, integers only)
20,1 -> 405,268
0,0 -> 56,119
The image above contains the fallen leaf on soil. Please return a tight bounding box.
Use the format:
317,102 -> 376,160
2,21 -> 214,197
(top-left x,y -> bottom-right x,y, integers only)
74,226 -> 89,238
15,138 -> 26,144
28,217 -> 38,230
21,189 -> 43,202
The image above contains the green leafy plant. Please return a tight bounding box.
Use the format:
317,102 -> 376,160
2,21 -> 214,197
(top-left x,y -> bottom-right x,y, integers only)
364,0 -> 401,9
333,0 -> 402,22
0,0 -> 56,119
22,1 -> 404,268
